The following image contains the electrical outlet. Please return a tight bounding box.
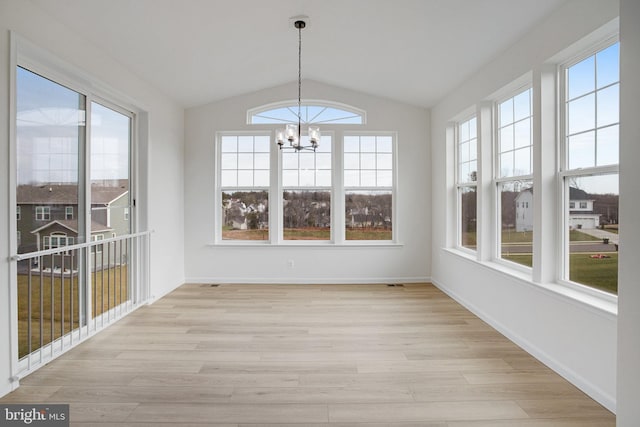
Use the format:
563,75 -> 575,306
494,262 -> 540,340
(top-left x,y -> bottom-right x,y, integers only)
287,259 -> 295,268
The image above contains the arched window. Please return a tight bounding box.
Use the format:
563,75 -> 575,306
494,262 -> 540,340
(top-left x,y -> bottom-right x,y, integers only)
248,100 -> 365,125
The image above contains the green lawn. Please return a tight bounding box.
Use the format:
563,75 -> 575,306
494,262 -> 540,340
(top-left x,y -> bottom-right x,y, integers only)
17,266 -> 129,358
284,228 -> 330,240
502,254 -> 533,267
346,228 -> 392,240
501,230 -> 532,244
569,230 -> 601,241
500,229 -> 600,243
570,253 -> 618,294
222,228 -> 269,240
503,253 -> 617,294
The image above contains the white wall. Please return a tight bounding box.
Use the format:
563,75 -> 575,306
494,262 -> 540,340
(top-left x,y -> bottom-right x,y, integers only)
616,0 -> 640,424
184,80 -> 430,284
431,0 -> 619,412
0,0 -> 185,397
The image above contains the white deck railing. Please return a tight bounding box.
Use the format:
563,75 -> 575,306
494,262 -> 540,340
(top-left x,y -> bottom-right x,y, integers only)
10,230 -> 152,381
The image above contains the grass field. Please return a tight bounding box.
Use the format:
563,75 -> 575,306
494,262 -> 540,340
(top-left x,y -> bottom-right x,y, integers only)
284,228 -> 330,240
222,228 -> 269,240
17,266 -> 129,358
502,253 -> 617,294
346,228 -> 392,240
570,253 -> 618,294
222,228 -> 393,241
500,229 -> 601,243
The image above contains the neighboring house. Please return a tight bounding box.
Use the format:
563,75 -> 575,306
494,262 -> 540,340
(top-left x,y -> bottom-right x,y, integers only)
568,187 -> 600,230
348,209 -> 391,229
16,181 -> 130,255
515,189 -> 534,232
223,198 -> 268,230
514,187 -> 601,232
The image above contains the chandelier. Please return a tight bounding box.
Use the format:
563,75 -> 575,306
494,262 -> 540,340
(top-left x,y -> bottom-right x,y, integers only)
276,17 -> 320,151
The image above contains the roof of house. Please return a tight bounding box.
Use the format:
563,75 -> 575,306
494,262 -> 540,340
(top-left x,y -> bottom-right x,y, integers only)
569,187 -> 592,201
17,181 -> 128,205
30,219 -> 113,235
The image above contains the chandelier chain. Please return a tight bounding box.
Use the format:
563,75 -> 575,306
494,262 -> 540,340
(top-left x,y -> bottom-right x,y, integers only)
297,23 -> 302,137
275,17 -> 318,152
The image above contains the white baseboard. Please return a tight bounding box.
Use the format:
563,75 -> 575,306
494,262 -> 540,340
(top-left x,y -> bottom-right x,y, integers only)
183,276 -> 431,285
430,277 -> 616,414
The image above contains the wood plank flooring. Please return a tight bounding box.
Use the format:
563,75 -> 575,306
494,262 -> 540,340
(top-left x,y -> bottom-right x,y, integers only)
0,283 -> 615,426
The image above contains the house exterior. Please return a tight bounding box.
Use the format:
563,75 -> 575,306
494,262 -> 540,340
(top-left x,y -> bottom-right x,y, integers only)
16,182 -> 130,255
514,187 -> 602,231
568,187 -> 601,230
514,189 -> 534,232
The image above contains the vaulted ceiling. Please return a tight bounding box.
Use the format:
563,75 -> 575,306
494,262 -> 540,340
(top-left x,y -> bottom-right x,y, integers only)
30,0 -> 568,108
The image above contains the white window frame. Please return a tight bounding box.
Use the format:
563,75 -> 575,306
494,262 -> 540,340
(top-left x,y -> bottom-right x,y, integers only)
343,132 -> 397,243
16,206 -> 21,221
65,206 -> 74,220
455,115 -> 478,253
558,38 -> 619,297
494,86 -> 534,271
281,133 -> 334,243
215,132 -> 272,243
35,206 -> 50,221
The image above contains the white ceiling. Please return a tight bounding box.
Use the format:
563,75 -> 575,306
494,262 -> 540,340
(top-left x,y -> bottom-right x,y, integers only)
30,0 -> 567,109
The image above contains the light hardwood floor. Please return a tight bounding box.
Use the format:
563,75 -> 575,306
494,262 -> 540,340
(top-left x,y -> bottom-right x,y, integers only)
1,283 -> 615,426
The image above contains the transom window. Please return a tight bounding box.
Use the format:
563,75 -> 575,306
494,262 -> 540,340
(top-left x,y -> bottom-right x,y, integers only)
248,101 -> 364,125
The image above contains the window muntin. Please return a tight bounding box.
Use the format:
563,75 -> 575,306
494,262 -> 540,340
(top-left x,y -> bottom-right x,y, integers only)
496,88 -> 534,268
91,233 -> 104,254
221,135 -> 270,187
457,117 -> 478,184
249,102 -> 364,125
65,206 -> 73,220
566,43 -> 619,170
35,206 -> 51,221
456,116 -> 477,250
498,88 -> 532,178
282,136 -> 332,187
43,233 -> 74,250
344,135 -> 393,187
562,41 -> 619,294
344,135 -> 394,241
219,134 -> 270,241
282,135 -> 332,241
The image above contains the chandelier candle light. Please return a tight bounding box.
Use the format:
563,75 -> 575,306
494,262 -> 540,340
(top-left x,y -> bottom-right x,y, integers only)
276,17 -> 320,151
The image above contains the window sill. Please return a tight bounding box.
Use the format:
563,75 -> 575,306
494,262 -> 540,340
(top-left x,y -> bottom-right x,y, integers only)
208,241 -> 403,248
442,247 -> 617,318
